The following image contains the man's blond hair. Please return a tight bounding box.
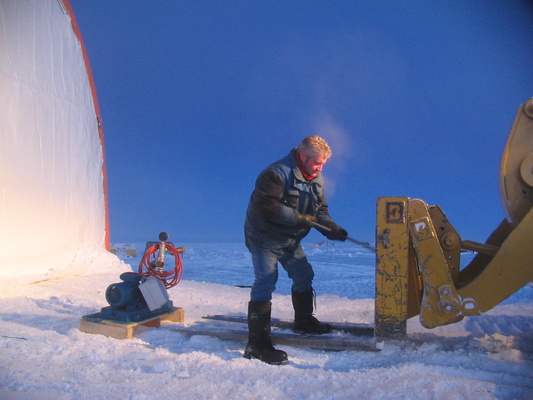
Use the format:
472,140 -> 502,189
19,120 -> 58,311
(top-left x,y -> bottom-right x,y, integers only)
297,136 -> 332,158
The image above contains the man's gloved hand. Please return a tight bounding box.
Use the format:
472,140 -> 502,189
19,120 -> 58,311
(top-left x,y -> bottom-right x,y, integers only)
326,226 -> 348,241
296,214 -> 317,227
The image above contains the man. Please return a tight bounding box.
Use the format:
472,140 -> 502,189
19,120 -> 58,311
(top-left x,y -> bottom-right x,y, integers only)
243,136 -> 348,365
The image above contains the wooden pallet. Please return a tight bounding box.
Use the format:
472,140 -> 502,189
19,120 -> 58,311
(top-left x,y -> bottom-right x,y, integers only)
79,307 -> 185,339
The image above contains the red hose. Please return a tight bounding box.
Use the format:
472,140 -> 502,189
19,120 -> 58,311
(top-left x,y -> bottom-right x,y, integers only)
138,243 -> 184,289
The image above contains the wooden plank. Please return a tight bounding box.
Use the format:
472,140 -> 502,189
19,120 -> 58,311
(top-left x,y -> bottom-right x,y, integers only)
79,318 -> 134,339
202,315 -> 375,336
271,331 -> 379,352
161,307 -> 185,323
170,326 -> 380,352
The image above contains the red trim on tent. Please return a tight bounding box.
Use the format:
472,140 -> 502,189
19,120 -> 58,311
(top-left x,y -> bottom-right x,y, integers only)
62,0 -> 111,250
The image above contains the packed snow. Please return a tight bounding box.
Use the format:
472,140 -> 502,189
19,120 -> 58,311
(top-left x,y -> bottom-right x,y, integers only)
0,242 -> 532,400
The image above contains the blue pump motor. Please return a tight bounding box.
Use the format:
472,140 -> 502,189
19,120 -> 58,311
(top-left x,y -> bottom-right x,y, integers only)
100,272 -> 173,322
105,272 -> 146,309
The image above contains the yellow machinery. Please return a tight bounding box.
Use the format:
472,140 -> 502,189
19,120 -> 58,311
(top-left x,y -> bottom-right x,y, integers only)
374,99 -> 533,339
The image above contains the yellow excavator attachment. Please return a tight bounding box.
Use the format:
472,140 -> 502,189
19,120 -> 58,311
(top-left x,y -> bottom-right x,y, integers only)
375,99 -> 533,339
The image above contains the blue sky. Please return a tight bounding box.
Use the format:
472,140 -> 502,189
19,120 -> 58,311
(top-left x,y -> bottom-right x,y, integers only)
70,1 -> 533,245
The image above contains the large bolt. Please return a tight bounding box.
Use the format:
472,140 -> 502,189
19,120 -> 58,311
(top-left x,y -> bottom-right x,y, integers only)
441,232 -> 460,250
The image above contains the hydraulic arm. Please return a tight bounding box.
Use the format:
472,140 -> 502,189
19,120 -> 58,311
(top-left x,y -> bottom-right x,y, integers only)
375,99 -> 533,338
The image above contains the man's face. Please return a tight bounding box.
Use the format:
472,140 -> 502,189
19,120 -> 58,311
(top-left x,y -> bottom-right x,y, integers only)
300,152 -> 328,178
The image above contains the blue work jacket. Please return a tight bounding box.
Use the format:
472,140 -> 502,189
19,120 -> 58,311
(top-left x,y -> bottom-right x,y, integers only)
244,149 -> 335,250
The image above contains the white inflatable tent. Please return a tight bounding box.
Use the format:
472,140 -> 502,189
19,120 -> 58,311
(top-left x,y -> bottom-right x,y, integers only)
0,0 -> 110,291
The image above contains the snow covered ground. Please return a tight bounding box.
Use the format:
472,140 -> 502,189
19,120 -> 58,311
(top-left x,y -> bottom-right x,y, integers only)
1,242 -> 532,399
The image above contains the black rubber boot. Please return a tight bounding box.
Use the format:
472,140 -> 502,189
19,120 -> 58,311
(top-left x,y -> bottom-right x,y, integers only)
244,301 -> 288,365
292,289 -> 331,334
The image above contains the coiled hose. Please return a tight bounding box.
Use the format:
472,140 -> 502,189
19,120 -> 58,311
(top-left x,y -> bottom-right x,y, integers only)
138,243 -> 184,289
